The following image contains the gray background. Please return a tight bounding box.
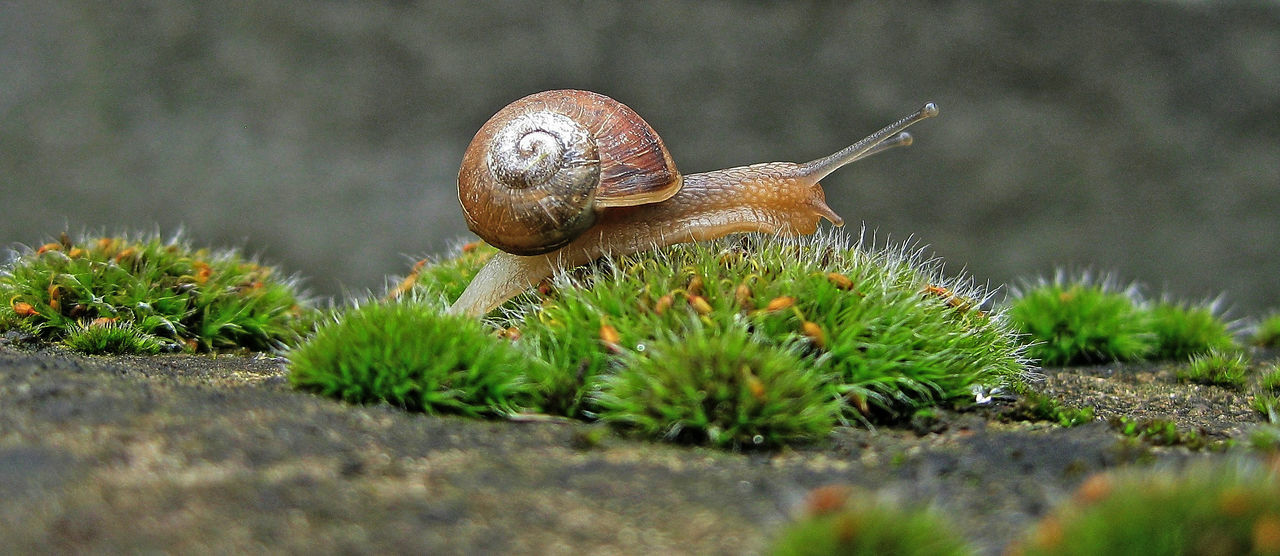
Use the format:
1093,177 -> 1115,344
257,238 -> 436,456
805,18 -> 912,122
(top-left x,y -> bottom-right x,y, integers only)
3,2 -> 1277,314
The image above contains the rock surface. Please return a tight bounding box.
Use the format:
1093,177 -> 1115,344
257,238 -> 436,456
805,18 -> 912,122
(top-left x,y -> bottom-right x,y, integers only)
0,338 -> 1268,554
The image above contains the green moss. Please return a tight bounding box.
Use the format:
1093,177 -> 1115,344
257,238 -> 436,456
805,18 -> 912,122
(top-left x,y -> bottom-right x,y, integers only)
63,320 -> 163,355
0,231 -> 313,353
1254,392 -> 1280,424
287,299 -> 535,417
592,322 -> 839,448
1108,416 -> 1211,450
770,486 -> 974,556
1248,425 -> 1280,452
1007,389 -> 1096,427
380,231 -> 1029,442
1014,462 -> 1280,556
1177,349 -> 1249,390
504,232 -> 1030,421
1008,273 -> 1240,366
1260,362 -> 1280,393
1007,273 -> 1155,366
1256,312 -> 1280,348
1147,299 -> 1236,360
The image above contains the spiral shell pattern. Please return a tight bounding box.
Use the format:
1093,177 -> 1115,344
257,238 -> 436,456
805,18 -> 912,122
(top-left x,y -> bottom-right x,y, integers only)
458,90 -> 682,256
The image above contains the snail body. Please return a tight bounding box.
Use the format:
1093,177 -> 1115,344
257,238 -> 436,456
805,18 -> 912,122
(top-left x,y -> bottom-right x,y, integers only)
449,90 -> 937,316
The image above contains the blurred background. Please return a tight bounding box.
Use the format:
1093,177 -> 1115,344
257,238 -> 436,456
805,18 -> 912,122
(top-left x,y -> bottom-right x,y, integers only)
2,2 -> 1277,314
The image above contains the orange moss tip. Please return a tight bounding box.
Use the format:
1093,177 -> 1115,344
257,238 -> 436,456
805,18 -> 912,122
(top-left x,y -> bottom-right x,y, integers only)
653,294 -> 674,315
845,391 -> 870,415
688,295 -> 713,315
804,484 -> 853,516
741,365 -> 767,402
46,284 -> 64,312
386,257 -> 429,301
924,283 -> 979,313
765,296 -> 795,312
734,283 -> 752,308
826,272 -> 854,290
1073,473 -> 1113,506
923,284 -> 950,297
599,322 -> 621,347
803,321 -> 826,349
686,274 -> 704,297
537,279 -> 556,297
497,326 -> 521,341
12,300 -> 39,317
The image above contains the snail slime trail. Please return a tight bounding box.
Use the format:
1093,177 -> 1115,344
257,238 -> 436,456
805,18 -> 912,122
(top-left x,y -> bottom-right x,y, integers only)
449,90 -> 938,317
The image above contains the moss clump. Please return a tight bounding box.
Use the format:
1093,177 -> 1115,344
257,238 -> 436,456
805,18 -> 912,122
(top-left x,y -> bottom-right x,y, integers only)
501,232 -> 1030,422
1014,462 -> 1280,556
1007,273 -> 1155,366
63,320 -> 164,355
1008,272 -> 1241,366
593,322 -> 840,448
1254,392 -> 1280,423
770,485 -> 974,556
1148,299 -> 1236,360
0,231 -> 313,353
1177,349 -> 1249,390
1260,362 -> 1280,393
288,299 -> 535,417
1256,312 -> 1280,348
1249,425 -> 1280,452
1108,416 -> 1212,450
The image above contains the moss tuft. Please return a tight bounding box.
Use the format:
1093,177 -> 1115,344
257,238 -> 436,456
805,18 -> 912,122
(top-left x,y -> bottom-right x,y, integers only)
1256,312 -> 1280,348
1147,299 -> 1236,360
503,232 -> 1030,422
1260,361 -> 1280,393
592,322 -> 839,448
1007,272 -> 1155,366
63,320 -> 163,355
1108,416 -> 1213,450
376,231 -> 1030,442
287,299 -> 535,418
1177,349 -> 1249,390
1254,392 -> 1280,423
1249,425 -> 1280,452
0,231 -> 314,353
770,485 -> 974,556
1014,462 -> 1280,556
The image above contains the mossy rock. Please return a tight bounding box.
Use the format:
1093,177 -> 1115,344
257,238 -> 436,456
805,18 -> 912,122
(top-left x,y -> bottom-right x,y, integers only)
1,231 -> 315,353
394,232 -> 1032,442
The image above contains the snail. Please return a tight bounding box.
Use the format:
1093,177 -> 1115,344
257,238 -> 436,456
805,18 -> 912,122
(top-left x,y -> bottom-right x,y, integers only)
448,89 -> 937,316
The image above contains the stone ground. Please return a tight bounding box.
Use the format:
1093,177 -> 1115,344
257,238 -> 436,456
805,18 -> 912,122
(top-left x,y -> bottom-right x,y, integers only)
0,336 -> 1273,555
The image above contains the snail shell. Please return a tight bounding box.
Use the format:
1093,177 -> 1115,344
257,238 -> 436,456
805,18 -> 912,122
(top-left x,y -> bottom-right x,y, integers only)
457,90 -> 683,256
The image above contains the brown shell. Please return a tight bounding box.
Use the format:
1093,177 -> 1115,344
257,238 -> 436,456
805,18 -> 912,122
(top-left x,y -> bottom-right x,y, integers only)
457,90 -> 682,256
